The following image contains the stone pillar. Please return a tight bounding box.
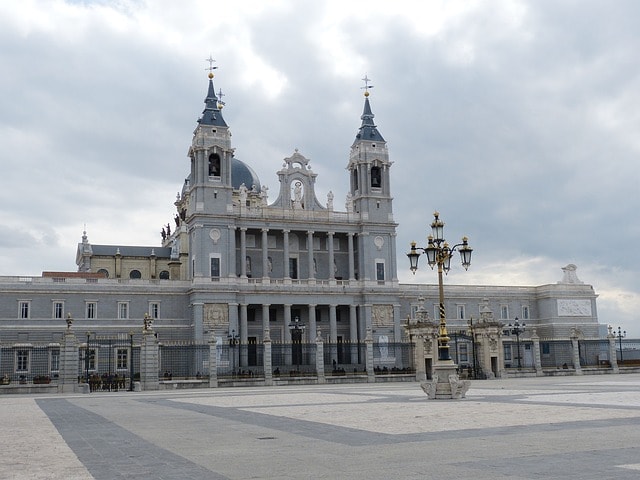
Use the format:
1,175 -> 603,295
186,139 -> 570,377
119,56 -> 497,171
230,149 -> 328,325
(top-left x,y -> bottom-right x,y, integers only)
530,330 -> 543,376
608,332 -> 619,373
264,328 -> 273,386
389,233 -> 398,282
347,233 -> 355,281
349,305 -> 358,342
327,231 -> 335,281
240,228 -> 247,278
365,328 -> 375,383
414,334 -> 426,382
307,231 -> 315,280
329,305 -> 337,344
571,333 -> 583,375
228,226 -> 236,278
208,333 -> 218,388
261,228 -> 269,280
308,305 -> 317,344
192,302 -> 204,343
140,329 -> 159,391
262,304 -> 270,338
60,329 -> 80,393
315,329 -> 326,384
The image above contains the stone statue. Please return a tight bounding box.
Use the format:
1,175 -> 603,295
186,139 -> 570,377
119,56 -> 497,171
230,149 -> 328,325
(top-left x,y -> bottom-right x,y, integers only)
239,183 -> 248,204
345,192 -> 353,213
327,190 -> 334,210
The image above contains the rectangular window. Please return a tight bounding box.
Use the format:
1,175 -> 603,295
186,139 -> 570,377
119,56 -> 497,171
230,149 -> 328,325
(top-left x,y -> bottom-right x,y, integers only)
457,305 -> 465,320
16,349 -> 29,372
245,234 -> 256,248
117,348 -> 128,370
541,342 -> 550,355
521,305 -> 530,320
289,258 -> 298,279
269,308 -> 277,322
504,344 -> 512,362
247,308 -> 256,322
315,307 -> 322,322
333,237 -> 341,251
459,343 -> 468,363
500,305 -> 509,320
19,301 -> 30,319
53,301 -> 64,319
210,257 -> 220,278
118,302 -> 129,320
313,237 -> 321,250
149,302 -> 160,319
50,349 -> 60,372
86,302 -> 97,319
376,261 -> 385,281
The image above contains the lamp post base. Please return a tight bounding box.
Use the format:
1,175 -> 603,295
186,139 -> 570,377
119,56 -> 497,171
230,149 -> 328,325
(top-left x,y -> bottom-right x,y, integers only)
420,361 -> 470,400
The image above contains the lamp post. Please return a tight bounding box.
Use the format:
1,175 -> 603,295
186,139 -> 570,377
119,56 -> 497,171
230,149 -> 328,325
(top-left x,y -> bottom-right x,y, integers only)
129,331 -> 135,391
85,331 -> 92,386
228,329 -> 240,377
288,316 -> 306,374
509,318 -> 525,369
468,317 -> 478,379
407,211 -> 473,362
616,326 -> 626,364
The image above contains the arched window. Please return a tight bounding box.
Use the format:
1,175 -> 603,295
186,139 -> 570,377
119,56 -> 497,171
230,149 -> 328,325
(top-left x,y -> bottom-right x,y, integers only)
208,153 -> 221,176
352,170 -> 359,191
97,269 -> 109,278
129,269 -> 142,279
159,270 -> 170,280
371,166 -> 381,187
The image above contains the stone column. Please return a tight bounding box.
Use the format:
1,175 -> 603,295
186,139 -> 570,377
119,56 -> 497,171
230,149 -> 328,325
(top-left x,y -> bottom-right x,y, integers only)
240,228 -> 247,278
307,231 -> 315,281
608,331 -> 619,373
263,328 -> 273,386
208,333 -> 218,388
228,226 -> 236,278
570,333 -> 583,375
347,233 -> 355,281
414,334 -> 426,382
531,330 -> 543,376
261,228 -> 269,280
140,329 -> 159,391
60,329 -> 80,393
316,329 -> 326,384
192,302 -> 204,343
327,231 -> 335,280
365,328 -> 375,383
349,305 -> 358,343
390,233 -> 398,281
329,305 -> 337,345
262,304 -> 270,338
308,305 -> 317,344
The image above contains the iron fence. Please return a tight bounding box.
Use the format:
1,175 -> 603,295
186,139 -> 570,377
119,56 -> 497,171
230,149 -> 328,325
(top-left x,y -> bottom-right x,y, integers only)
160,342 -> 210,379
0,345 -> 59,385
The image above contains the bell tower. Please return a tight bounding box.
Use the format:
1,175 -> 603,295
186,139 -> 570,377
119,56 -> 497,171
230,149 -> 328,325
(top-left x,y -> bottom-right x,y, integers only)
347,76 -> 393,223
184,57 -> 235,217
347,76 -> 398,283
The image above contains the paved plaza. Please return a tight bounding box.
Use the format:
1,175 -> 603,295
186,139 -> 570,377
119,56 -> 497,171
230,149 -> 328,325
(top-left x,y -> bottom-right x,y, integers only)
1,374 -> 640,479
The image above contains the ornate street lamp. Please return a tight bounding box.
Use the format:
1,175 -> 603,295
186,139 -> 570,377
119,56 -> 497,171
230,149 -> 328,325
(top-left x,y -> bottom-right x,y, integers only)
508,318 -> 526,369
407,211 -> 472,361
129,331 -> 135,391
616,326 -> 626,363
288,316 -> 306,373
468,317 -> 478,379
228,329 -> 240,377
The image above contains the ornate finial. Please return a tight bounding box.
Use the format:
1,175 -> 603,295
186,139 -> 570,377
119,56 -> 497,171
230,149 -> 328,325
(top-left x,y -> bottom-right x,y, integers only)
66,313 -> 73,330
361,75 -> 374,97
205,55 -> 217,78
217,88 -> 225,109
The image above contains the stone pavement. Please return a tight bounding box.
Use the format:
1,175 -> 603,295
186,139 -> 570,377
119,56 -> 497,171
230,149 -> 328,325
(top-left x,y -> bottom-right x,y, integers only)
1,374 -> 640,479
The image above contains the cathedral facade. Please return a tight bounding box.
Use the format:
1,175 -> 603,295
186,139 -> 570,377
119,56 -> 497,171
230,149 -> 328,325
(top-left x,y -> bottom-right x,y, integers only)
0,72 -> 604,377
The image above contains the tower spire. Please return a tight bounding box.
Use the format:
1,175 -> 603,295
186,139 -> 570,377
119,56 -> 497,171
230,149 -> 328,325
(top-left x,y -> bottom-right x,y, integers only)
198,56 -> 227,127
354,75 -> 384,143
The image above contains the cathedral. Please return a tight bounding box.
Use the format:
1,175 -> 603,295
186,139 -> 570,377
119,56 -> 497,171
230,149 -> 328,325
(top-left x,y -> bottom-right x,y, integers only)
0,69 -> 605,380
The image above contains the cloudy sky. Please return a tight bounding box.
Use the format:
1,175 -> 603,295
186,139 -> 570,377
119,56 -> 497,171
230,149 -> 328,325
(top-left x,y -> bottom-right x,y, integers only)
1,0 -> 638,336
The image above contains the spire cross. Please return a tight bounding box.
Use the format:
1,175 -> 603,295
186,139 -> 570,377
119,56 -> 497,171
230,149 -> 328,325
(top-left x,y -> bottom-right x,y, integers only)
205,55 -> 218,74
217,88 -> 226,108
361,75 -> 374,96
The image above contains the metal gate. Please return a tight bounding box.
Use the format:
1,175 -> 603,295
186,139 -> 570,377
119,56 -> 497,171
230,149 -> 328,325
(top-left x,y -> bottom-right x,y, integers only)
80,334 -> 140,392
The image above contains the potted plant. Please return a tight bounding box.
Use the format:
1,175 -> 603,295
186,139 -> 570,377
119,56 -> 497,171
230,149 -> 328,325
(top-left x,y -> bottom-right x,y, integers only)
0,374 -> 10,385
33,375 -> 51,384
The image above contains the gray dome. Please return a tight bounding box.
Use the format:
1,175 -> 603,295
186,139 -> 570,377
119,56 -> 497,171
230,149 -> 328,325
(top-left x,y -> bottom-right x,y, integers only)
232,158 -> 261,192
